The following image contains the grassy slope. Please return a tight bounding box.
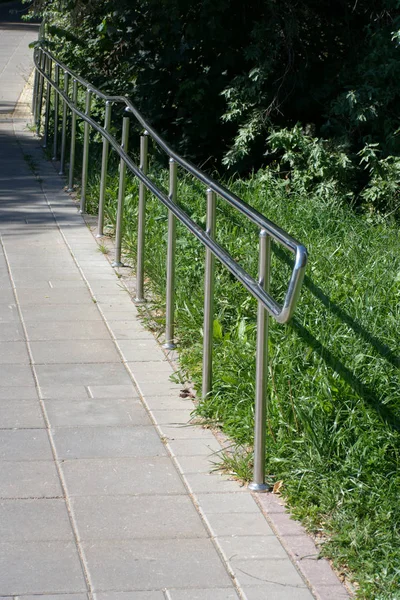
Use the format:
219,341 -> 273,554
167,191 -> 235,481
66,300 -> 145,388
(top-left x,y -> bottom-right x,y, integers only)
85,155 -> 400,598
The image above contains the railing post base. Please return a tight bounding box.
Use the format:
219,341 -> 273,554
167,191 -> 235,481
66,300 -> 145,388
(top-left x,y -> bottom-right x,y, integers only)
163,341 -> 176,350
248,482 -> 269,493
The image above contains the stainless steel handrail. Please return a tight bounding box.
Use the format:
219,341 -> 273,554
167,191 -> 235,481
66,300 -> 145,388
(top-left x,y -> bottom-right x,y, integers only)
32,42 -> 308,492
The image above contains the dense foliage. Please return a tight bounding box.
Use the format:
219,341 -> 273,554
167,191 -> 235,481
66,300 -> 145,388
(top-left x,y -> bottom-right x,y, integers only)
28,0 -> 400,214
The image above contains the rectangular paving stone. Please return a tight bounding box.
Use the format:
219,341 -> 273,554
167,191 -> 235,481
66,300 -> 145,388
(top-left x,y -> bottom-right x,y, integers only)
150,409 -> 194,425
22,304 -> 102,322
0,288 -> 17,304
71,495 -> 206,540
0,364 -> 35,386
40,385 -> 90,400
230,557 -> 308,588
145,396 -> 194,411
129,361 -> 174,380
168,589 -> 239,600
0,385 -> 38,399
108,321 -> 155,341
35,363 -> 132,387
205,511 -> 274,537
161,424 -> 220,441
0,303 -> 19,322
217,535 -> 289,561
31,340 -> 120,364
11,268 -> 83,283
45,398 -> 151,427
167,437 -> 222,457
0,541 -> 87,594
0,341 -> 29,363
243,585 -> 313,600
26,320 -> 111,341
52,426 -> 166,459
195,492 -> 260,514
135,380 -> 183,396
0,499 -> 74,541
0,460 -> 62,498
307,585 -> 349,599
94,593 -> 164,600
82,538 -> 232,591
175,454 -> 215,474
117,340 -> 166,362
0,399 -> 44,428
184,472 -> 247,493
61,457 -> 185,496
88,384 -> 139,398
22,596 -> 88,600
0,429 -> 53,460
0,321 -> 24,341
17,288 -> 92,305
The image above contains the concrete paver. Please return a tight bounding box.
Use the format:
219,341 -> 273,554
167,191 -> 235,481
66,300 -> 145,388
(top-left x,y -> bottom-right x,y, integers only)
0,6 -> 349,599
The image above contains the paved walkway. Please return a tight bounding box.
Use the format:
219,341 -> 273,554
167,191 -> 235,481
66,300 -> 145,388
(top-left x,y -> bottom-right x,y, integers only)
0,8 -> 349,600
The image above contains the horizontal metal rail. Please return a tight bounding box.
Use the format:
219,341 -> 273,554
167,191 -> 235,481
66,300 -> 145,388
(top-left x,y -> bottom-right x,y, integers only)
32,42 -> 308,492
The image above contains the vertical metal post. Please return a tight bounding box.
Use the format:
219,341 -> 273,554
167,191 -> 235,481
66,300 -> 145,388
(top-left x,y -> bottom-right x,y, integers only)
163,158 -> 177,349
135,131 -> 149,303
52,64 -> 60,161
112,115 -> 130,267
36,49 -> 45,133
59,71 -> 69,176
67,79 -> 78,192
249,229 -> 271,493
80,88 -> 92,213
202,189 -> 216,398
32,50 -> 39,117
97,101 -> 112,237
42,55 -> 52,149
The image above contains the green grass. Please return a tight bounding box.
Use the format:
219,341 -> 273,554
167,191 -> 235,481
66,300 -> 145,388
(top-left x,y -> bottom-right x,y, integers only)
79,142 -> 400,598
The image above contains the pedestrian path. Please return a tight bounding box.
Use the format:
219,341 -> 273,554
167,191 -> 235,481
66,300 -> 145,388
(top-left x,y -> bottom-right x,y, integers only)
0,10 -> 349,600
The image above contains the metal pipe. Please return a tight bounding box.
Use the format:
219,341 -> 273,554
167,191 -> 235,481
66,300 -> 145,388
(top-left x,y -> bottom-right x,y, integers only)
112,115 -> 130,267
80,88 -> 92,213
52,64 -> 60,160
59,70 -> 69,176
67,79 -> 78,192
135,131 -> 149,303
249,230 -> 271,493
33,47 -> 307,324
163,158 -> 177,349
42,55 -> 52,148
202,189 -> 216,398
32,51 -> 39,118
36,49 -> 45,133
97,101 -> 112,237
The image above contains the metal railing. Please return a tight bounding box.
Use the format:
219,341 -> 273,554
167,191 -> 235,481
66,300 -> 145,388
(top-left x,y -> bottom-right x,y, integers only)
32,40 -> 308,492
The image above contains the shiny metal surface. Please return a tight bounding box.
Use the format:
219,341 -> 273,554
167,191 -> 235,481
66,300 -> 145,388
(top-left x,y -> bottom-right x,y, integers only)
52,64 -> 59,161
33,45 -> 308,491
67,79 -> 78,192
80,88 -> 92,213
97,100 -> 112,237
163,158 -> 177,350
249,230 -> 271,492
202,189 -> 216,399
42,54 -> 51,148
135,131 -> 149,303
112,115 -> 129,268
58,70 -> 69,176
